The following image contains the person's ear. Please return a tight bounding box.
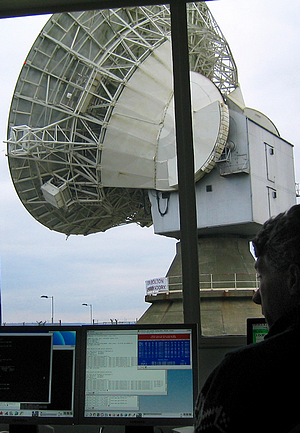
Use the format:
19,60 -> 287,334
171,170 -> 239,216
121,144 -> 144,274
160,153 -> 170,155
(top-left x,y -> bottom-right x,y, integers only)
287,264 -> 300,296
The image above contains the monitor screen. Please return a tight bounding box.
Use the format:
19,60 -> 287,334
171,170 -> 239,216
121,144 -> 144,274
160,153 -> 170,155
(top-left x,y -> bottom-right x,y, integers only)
0,326 -> 80,427
0,332 -> 52,404
246,318 -> 268,344
79,324 -> 198,430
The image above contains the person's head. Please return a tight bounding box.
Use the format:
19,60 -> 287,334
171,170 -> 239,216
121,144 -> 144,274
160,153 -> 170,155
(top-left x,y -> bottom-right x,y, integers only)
252,205 -> 300,327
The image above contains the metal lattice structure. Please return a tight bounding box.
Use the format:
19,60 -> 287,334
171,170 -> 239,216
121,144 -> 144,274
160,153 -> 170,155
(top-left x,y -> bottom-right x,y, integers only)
7,3 -> 238,235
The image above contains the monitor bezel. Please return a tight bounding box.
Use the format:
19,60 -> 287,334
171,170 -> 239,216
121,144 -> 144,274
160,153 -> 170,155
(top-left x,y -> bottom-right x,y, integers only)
246,317 -> 267,345
0,325 -> 82,427
78,323 -> 199,428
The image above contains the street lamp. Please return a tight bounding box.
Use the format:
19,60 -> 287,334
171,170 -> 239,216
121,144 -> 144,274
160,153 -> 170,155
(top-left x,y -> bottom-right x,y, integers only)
41,295 -> 54,324
82,303 -> 93,324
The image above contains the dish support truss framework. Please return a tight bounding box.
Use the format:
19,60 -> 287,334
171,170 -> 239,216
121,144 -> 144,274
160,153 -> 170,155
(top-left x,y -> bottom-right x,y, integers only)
7,3 -> 238,235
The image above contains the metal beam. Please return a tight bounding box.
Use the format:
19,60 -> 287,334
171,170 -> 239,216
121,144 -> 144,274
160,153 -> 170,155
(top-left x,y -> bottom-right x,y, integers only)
170,0 -> 201,328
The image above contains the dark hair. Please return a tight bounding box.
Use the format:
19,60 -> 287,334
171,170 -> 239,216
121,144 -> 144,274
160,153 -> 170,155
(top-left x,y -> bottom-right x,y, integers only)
252,205 -> 300,270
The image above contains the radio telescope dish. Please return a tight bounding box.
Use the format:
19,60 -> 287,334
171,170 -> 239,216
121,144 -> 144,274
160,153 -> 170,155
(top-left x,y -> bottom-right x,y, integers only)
7,4 -> 237,235
101,39 -> 229,190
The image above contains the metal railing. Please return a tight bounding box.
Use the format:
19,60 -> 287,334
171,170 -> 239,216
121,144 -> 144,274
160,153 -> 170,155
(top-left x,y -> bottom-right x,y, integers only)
167,273 -> 259,292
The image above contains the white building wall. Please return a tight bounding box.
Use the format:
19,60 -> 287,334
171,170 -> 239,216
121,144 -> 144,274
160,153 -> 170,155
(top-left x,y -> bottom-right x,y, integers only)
149,109 -> 296,238
248,118 -> 296,225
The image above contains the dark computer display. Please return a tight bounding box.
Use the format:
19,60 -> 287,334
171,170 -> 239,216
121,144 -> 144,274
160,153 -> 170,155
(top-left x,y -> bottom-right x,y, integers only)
79,324 -> 198,431
246,318 -> 268,344
0,333 -> 52,404
0,326 -> 80,427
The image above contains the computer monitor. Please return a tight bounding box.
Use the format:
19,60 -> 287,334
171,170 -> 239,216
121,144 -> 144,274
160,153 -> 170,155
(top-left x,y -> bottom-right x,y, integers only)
246,318 -> 268,344
0,326 -> 81,431
79,323 -> 198,432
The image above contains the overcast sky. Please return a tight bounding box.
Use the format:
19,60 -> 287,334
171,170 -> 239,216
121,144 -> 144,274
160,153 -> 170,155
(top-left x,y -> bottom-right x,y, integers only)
0,0 -> 299,324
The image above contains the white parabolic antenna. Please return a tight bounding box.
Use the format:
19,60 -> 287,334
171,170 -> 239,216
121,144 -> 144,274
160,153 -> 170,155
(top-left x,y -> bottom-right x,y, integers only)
7,3 -> 237,235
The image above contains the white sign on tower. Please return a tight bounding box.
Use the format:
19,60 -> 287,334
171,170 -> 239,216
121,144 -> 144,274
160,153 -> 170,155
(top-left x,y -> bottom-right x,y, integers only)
145,278 -> 169,296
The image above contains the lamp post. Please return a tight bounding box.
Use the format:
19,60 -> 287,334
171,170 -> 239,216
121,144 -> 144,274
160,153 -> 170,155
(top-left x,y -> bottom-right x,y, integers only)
82,303 -> 93,324
41,295 -> 54,324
